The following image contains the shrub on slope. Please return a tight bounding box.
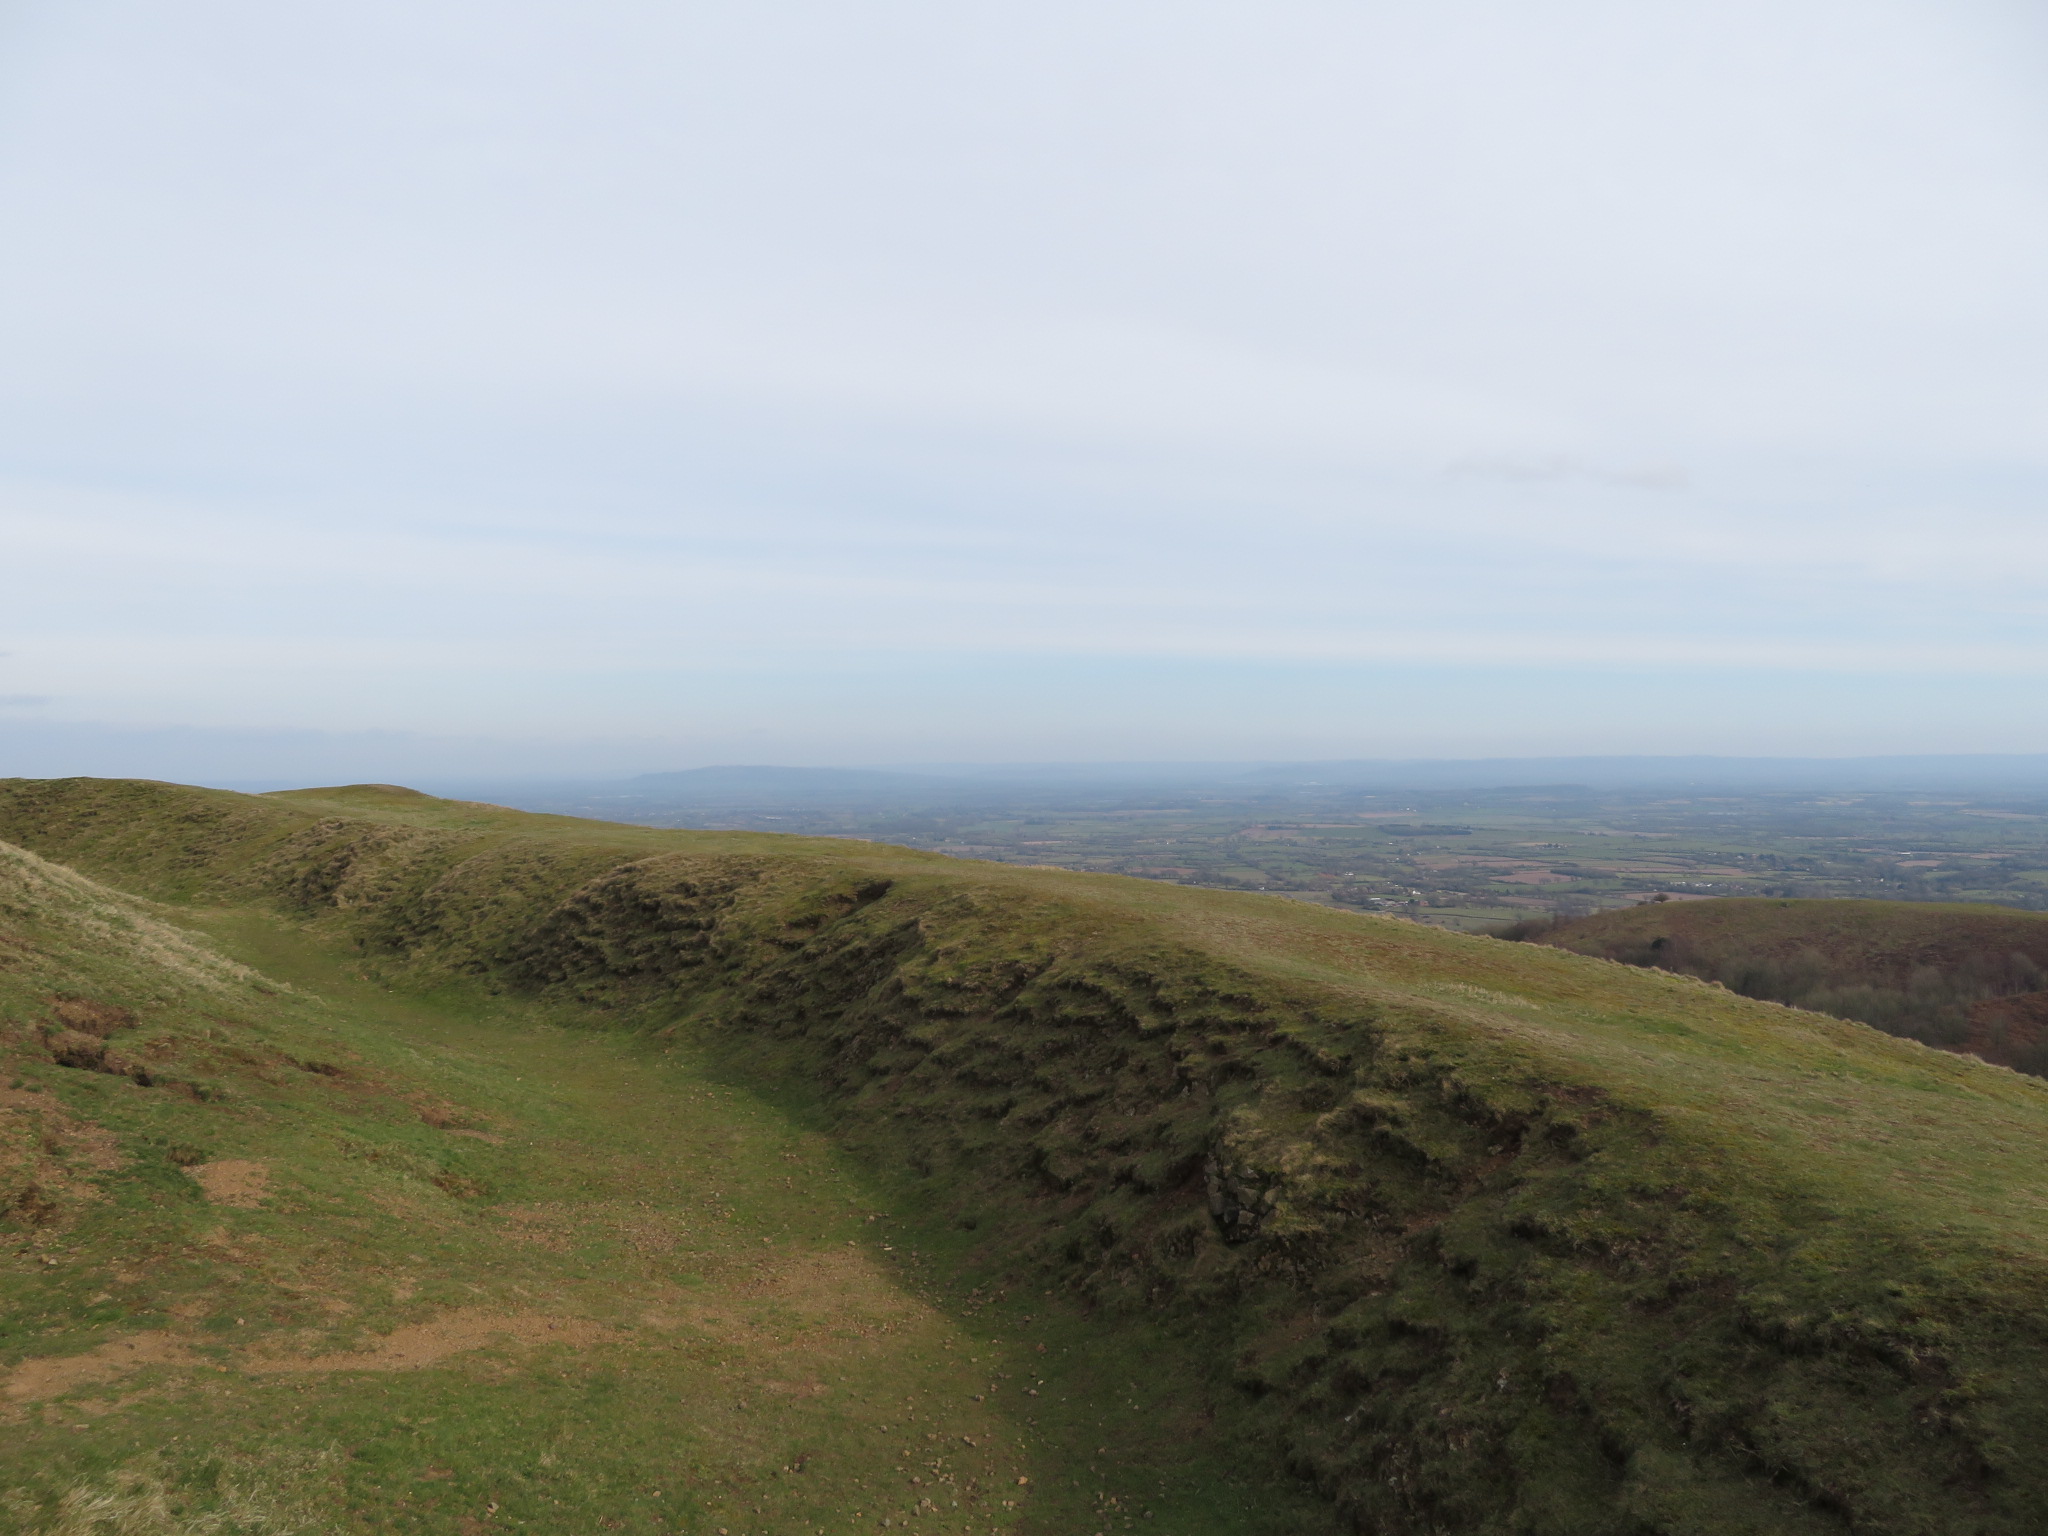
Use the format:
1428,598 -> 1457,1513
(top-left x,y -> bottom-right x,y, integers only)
8,778 -> 2048,1534
1504,898 -> 2048,1071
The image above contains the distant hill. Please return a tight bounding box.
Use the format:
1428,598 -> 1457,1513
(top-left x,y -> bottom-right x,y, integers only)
1507,897 -> 2048,1071
489,763 -> 1235,814
1240,753 -> 2048,790
443,752 -> 2048,812
619,763 -> 974,804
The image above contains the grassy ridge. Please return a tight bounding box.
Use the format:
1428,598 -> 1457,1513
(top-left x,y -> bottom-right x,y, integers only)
9,780 -> 2048,1532
1511,897 -> 2048,1069
0,808 -> 1327,1534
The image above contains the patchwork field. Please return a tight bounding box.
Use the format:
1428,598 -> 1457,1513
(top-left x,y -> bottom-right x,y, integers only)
497,776 -> 2048,930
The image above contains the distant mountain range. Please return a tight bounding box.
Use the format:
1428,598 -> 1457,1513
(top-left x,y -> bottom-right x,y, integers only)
617,765 -> 962,803
426,753 -> 2048,809
1232,754 -> 2048,790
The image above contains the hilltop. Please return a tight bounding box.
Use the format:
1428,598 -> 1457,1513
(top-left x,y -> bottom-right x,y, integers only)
6,780 -> 2048,1532
1509,896 -> 2048,1071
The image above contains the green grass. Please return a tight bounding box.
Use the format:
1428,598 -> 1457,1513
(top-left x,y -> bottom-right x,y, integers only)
10,780 -> 2048,1531
0,836 -> 1323,1535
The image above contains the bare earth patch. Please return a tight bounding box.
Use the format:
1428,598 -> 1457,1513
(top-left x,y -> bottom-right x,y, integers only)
1,1333 -> 195,1409
0,1087 -> 125,1225
243,1309 -> 615,1374
188,1159 -> 269,1208
2,1311 -> 621,1415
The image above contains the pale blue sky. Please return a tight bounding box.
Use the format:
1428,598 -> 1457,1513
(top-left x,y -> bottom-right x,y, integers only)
2,0 -> 2046,777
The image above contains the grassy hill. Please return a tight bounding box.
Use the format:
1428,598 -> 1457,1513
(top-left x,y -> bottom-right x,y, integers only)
7,781 -> 2048,1532
1506,897 -> 2048,1072
0,790 -> 1326,1535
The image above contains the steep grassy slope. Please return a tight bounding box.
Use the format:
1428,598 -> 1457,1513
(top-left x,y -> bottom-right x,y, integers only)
9,781 -> 2048,1532
1507,897 -> 2048,1070
0,819 -> 1324,1533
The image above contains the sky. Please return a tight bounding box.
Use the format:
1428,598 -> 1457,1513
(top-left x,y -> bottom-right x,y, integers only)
2,0 -> 2047,779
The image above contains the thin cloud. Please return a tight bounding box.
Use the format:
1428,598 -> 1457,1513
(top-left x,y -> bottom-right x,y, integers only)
0,0 -> 2043,764
1445,455 -> 1690,490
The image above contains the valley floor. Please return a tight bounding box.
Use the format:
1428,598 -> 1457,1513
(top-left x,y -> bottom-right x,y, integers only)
1,908 -> 1329,1536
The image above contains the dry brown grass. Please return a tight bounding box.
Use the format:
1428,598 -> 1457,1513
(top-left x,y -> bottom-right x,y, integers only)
184,1161 -> 268,1209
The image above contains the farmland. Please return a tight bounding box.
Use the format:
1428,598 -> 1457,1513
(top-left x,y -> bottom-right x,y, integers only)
509,782 -> 2048,933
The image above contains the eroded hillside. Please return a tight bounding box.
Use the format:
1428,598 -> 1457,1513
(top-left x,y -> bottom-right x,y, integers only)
7,778 -> 2048,1534
0,801 -> 1324,1534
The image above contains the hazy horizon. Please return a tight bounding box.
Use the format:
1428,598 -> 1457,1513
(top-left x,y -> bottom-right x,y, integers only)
13,715 -> 2048,793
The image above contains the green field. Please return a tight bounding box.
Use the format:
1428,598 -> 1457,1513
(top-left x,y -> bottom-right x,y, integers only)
9,779 -> 2048,1532
510,778 -> 2048,917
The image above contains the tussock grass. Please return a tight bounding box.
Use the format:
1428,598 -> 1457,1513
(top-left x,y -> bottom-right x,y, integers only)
5,1451 -> 337,1535
0,840 -> 256,997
